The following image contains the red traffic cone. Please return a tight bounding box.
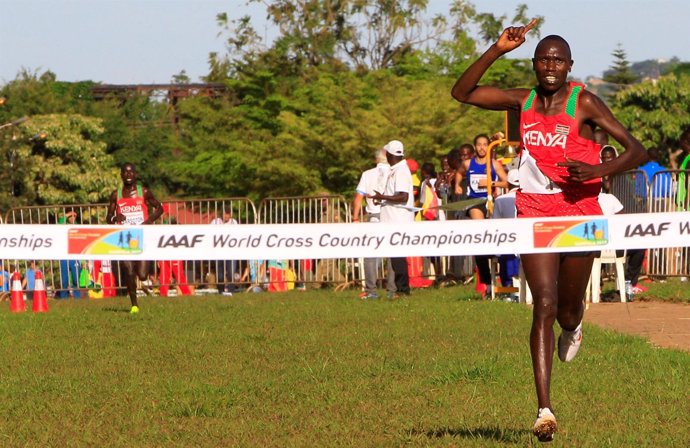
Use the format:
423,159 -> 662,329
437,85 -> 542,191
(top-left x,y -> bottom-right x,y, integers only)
10,271 -> 26,313
32,270 -> 49,313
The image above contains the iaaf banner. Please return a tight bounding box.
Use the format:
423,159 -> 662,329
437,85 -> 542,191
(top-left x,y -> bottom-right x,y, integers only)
0,212 -> 688,260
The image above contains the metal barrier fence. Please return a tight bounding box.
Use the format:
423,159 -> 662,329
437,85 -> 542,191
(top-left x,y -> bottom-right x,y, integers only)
4,170 -> 690,298
257,195 -> 356,289
3,198 -> 257,297
610,169 -> 690,278
647,170 -> 689,278
610,170 -> 648,214
4,203 -> 111,298
160,198 -> 257,293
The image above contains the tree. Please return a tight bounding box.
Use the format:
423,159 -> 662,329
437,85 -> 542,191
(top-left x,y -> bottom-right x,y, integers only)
0,70 -> 69,121
166,64 -> 506,200
603,44 -> 638,94
0,2 -> 545,207
171,70 -> 191,84
213,1 -> 541,74
611,74 -> 690,167
1,114 -> 120,209
87,95 -> 175,194
172,1 -> 542,200
475,3 -> 538,44
671,62 -> 690,78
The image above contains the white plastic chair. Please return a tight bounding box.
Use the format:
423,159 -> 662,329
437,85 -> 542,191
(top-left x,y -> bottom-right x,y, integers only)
489,256 -> 531,303
587,249 -> 626,303
518,262 -> 532,305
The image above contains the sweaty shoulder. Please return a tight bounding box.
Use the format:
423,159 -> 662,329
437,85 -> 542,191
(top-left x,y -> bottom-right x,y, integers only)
577,89 -> 608,119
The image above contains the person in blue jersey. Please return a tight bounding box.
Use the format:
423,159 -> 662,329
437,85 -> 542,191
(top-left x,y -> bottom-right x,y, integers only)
455,133 -> 508,296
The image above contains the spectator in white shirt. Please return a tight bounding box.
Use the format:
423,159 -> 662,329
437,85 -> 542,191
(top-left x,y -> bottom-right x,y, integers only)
369,140 -> 414,298
353,148 -> 390,299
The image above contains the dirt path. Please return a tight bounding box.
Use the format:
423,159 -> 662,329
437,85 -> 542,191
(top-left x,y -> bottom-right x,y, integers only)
585,301 -> 690,352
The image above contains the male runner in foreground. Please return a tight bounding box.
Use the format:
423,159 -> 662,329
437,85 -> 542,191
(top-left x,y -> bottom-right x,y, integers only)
451,20 -> 647,441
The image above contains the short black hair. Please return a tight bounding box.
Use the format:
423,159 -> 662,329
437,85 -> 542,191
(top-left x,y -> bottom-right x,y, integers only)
647,147 -> 660,161
600,145 -> 618,158
473,134 -> 490,145
421,162 -> 437,178
535,35 -> 572,60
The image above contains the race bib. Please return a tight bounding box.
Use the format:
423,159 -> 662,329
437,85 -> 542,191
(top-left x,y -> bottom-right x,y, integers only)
469,174 -> 487,193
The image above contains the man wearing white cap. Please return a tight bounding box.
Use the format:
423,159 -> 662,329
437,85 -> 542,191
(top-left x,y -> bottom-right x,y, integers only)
369,140 -> 414,297
353,148 -> 390,299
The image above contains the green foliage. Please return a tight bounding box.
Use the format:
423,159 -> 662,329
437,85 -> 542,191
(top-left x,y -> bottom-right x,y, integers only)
171,70 -> 191,84
50,80 -> 97,106
416,34 -> 477,78
3,114 -> 119,208
0,71 -> 172,200
169,0 -> 537,198
0,70 -> 69,118
475,12 -> 505,43
87,96 -> 174,193
166,66 -> 505,200
671,62 -> 690,78
167,97 -> 259,199
482,57 -> 535,88
611,74 -> 690,164
220,1 -> 540,74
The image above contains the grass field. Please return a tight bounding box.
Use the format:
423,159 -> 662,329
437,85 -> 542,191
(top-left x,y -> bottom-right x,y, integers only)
630,277 -> 690,304
0,287 -> 688,447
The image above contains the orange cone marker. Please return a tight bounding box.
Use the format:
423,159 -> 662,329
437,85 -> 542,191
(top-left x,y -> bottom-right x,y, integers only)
32,270 -> 49,313
10,271 -> 26,313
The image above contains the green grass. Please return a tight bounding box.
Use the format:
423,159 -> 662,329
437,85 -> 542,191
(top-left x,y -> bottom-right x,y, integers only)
599,276 -> 690,303
635,277 -> 690,303
0,288 -> 688,447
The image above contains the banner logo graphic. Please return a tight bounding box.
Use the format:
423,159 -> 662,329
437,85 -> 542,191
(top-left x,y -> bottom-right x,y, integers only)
68,228 -> 144,255
533,219 -> 608,248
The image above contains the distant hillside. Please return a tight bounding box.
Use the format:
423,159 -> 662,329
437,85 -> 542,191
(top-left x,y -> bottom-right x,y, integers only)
604,57 -> 681,81
586,57 -> 688,99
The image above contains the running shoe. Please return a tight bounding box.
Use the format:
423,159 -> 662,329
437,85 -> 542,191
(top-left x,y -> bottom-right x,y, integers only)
130,305 -> 140,314
557,323 -> 582,362
360,292 -> 380,300
532,407 -> 557,442
386,292 -> 400,300
631,285 -> 647,293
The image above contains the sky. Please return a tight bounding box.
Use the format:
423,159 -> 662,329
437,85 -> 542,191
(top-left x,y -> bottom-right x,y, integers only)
1,0 -> 689,85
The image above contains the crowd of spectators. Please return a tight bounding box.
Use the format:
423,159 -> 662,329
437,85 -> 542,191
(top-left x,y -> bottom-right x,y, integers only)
6,125 -> 690,300
350,126 -> 690,300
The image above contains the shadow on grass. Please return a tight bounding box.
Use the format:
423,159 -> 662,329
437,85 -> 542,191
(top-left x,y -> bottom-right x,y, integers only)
412,425 -> 527,444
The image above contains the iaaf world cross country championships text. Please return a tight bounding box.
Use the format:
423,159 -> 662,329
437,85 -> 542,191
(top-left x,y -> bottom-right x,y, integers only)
0,229 -> 518,253
0,234 -> 53,251
204,229 -> 518,250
